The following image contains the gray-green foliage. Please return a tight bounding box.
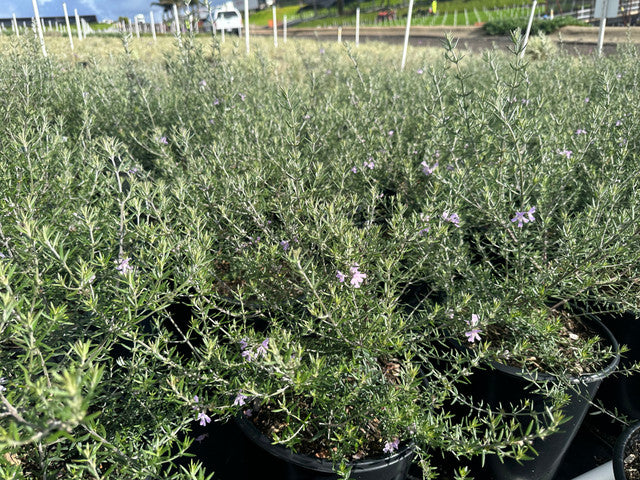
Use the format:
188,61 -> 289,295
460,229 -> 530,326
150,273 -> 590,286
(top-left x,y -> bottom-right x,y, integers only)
0,29 -> 639,478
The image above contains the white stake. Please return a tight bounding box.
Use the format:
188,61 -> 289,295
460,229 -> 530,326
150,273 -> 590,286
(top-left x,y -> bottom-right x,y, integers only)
63,3 -> 74,50
338,26 -> 342,42
283,15 -> 287,43
173,3 -> 182,45
134,17 -> 140,39
401,0 -> 414,70
150,11 -> 157,42
272,5 -> 278,47
244,0 -> 250,54
74,9 -> 82,40
31,0 -> 47,56
12,13 -> 19,37
520,0 -> 537,58
597,0 -> 609,55
221,24 -> 225,42
355,7 -> 360,46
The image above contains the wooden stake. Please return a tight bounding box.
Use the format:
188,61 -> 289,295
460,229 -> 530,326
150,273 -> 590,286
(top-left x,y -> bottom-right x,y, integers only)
401,0 -> 414,69
63,3 -> 74,50
31,0 -> 47,56
150,11 -> 157,42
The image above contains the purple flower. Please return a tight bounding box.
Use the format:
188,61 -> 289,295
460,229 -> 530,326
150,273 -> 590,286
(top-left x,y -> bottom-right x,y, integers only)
418,227 -> 430,236
115,257 -> 133,274
526,207 -> 536,223
197,411 -> 211,426
467,314 -> 479,327
233,393 -> 247,407
421,161 -> 438,176
363,159 -> 374,169
239,338 -> 248,350
241,349 -> 253,362
417,68 -> 424,74
336,270 -> 345,283
213,98 -> 220,105
351,166 -> 358,174
576,129 -> 587,135
584,97 -> 590,103
349,264 -> 367,288
442,212 -> 460,228
304,114 -> 311,119
319,48 -> 325,54
465,328 -> 482,343
615,120 -> 622,127
158,136 -> 168,145
388,130 -> 394,136
195,433 -> 209,443
511,211 -> 528,228
383,438 -> 400,454
256,338 -> 269,357
239,93 -> 246,101
199,79 -> 207,87
280,240 -> 290,251
193,395 -> 200,404
243,409 -> 253,417
557,149 -> 573,159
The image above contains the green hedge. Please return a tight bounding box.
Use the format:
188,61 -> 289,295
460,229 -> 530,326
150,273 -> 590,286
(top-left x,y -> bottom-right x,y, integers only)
483,15 -> 587,36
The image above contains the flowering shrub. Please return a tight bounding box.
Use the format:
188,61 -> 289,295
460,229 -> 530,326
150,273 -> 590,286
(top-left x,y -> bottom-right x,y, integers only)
0,30 -> 639,479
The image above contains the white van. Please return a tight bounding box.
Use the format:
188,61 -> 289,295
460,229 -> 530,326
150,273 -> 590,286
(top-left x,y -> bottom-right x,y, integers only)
203,6 -> 243,35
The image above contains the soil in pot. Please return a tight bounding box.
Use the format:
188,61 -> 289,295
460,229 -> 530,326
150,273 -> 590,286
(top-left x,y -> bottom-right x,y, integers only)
614,423 -> 640,480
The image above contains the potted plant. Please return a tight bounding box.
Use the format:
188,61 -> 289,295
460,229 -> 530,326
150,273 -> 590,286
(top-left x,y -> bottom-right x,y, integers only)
614,422 -> 640,480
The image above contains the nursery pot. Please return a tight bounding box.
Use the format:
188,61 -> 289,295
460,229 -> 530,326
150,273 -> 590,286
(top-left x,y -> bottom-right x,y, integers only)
596,311 -> 640,420
469,314 -> 619,480
235,414 -> 414,480
613,422 -> 640,480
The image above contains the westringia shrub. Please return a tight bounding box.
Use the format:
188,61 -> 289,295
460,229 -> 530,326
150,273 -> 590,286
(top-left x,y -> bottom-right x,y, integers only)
0,29 -> 639,479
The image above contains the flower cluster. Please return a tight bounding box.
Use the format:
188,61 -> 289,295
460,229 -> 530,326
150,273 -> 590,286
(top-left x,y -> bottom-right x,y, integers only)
336,264 -> 367,288
511,207 -> 536,228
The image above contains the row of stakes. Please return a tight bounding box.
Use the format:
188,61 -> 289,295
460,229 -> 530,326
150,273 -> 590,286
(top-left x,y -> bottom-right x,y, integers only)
17,0 -> 549,69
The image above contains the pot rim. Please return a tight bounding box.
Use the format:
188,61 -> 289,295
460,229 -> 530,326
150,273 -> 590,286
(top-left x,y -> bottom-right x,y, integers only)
235,413 -> 415,473
613,422 -> 640,480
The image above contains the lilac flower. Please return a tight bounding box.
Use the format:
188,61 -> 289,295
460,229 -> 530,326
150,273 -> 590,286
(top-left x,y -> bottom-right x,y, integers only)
256,338 -> 269,357
193,395 -> 200,404
280,240 -> 290,251
467,314 -> 479,327
465,328 -> 482,343
418,227 -> 430,236
239,93 -> 246,101
243,409 -> 253,417
241,349 -> 253,362
584,97 -> 590,103
199,79 -> 207,87
158,136 -> 168,144
209,119 -> 215,124
336,270 -> 346,283
319,48 -> 325,54
239,339 -> 248,350
557,149 -> 573,159
363,159 -> 374,169
576,129 -> 587,135
351,166 -> 358,174
213,98 -> 220,105
115,257 -> 133,274
615,120 -> 622,127
388,130 -> 394,136
511,211 -> 528,228
421,161 -> 438,176
383,438 -> 400,454
349,264 -> 367,288
304,114 -> 311,119
442,212 -> 460,228
195,433 -> 209,443
197,411 -> 211,426
526,207 -> 536,223
233,393 -> 247,407
417,68 -> 424,74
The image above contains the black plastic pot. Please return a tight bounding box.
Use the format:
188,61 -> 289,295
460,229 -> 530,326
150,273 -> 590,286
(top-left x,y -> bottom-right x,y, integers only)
235,415 -> 415,480
467,314 -> 620,480
595,311 -> 640,420
613,422 -> 640,480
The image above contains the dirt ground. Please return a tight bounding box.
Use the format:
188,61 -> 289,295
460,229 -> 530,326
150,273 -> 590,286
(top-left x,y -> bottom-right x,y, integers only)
253,25 -> 640,55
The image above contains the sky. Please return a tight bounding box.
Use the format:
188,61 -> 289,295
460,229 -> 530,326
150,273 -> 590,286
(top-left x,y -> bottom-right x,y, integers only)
0,0 -> 186,22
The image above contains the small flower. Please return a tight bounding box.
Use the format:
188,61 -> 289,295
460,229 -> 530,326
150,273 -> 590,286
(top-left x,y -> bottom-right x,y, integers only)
383,438 -> 400,454
465,328 -> 482,343
615,120 -> 622,127
418,227 -> 430,236
351,166 -> 358,174
241,349 -> 253,362
526,206 -> 536,223
576,129 -> 587,135
336,270 -> 345,283
195,433 -> 209,443
417,68 -> 424,74
304,114 -> 311,119
280,240 -> 290,251
239,93 -> 246,101
197,411 -> 211,426
158,136 -> 168,144
616,73 -> 622,79
213,98 -> 220,105
442,212 -> 460,227
584,97 -> 590,103
363,159 -> 374,169
388,130 -> 394,136
468,314 -> 479,327
115,257 -> 133,274
239,338 -> 248,350
193,395 -> 200,404
233,393 -> 247,407
557,149 -> 573,159
421,161 -> 438,176
511,211 -> 528,228
199,79 -> 207,87
349,264 -> 367,288
243,409 -> 253,417
256,338 -> 269,356
319,48 -> 325,54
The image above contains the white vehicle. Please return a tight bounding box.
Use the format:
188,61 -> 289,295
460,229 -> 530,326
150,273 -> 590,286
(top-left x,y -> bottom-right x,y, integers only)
202,5 -> 243,34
